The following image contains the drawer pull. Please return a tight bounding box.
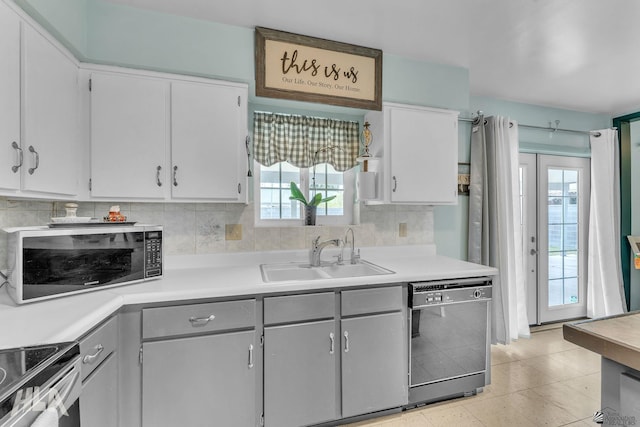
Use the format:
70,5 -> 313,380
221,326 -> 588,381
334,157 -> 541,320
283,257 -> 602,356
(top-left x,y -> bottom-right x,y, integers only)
83,344 -> 104,364
329,332 -> 335,355
248,344 -> 254,369
188,314 -> 215,326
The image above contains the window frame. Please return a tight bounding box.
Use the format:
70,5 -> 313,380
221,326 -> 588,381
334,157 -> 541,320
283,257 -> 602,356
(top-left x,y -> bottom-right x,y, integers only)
254,160 -> 355,227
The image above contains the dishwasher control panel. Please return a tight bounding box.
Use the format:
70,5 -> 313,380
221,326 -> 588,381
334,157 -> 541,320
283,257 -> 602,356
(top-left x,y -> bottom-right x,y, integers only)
409,277 -> 492,308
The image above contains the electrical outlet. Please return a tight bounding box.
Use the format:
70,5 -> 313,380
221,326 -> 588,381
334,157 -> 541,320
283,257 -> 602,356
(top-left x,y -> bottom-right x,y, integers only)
399,223 -> 407,237
225,224 -> 242,241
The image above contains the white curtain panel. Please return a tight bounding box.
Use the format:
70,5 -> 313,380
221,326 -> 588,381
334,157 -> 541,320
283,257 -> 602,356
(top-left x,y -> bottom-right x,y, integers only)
469,116 -> 530,344
587,129 -> 626,318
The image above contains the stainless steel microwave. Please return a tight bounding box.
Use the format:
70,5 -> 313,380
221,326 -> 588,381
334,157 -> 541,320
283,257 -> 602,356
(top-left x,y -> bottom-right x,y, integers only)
4,225 -> 163,304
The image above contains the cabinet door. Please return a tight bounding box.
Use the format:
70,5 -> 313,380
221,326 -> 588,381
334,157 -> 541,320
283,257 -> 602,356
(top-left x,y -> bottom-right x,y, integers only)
0,2 -> 21,191
90,72 -> 168,199
389,106 -> 458,204
264,320 -> 337,427
80,353 -> 118,427
142,330 -> 255,427
341,311 -> 407,418
22,24 -> 78,195
171,81 -> 247,201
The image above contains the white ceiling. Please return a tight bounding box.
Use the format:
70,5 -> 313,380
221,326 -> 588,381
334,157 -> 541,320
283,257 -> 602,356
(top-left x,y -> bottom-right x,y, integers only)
104,0 -> 640,116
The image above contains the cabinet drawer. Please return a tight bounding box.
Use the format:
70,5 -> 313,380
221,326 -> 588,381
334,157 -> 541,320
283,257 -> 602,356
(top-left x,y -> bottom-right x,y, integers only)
80,316 -> 118,380
143,299 -> 256,339
264,292 -> 335,325
341,286 -> 403,316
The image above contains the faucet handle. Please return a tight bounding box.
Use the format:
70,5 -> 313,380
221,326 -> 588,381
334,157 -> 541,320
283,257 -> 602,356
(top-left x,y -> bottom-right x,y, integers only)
351,248 -> 361,264
312,236 -> 320,247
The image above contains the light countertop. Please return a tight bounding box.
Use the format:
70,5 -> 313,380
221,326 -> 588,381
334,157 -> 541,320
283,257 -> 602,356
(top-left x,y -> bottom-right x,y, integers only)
563,312 -> 640,371
0,245 -> 497,349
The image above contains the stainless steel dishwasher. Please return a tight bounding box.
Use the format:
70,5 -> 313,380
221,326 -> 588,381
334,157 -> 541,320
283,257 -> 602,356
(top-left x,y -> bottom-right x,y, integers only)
408,276 -> 492,407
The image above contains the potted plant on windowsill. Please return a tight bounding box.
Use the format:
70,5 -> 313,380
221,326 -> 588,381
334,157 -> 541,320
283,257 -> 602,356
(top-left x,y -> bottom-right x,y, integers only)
289,182 -> 336,225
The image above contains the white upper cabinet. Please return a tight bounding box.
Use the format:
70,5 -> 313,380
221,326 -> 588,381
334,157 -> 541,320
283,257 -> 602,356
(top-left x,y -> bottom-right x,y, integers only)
90,72 -> 169,199
170,81 -> 247,201
365,103 -> 459,205
0,2 -> 21,192
89,68 -> 248,202
22,24 -> 79,196
0,4 -> 79,197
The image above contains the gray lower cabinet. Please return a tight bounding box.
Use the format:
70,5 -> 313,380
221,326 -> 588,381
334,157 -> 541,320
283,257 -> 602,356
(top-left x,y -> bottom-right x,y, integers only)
80,353 -> 118,427
341,311 -> 407,418
264,320 -> 337,427
79,316 -> 119,427
142,330 -> 256,427
263,286 -> 407,426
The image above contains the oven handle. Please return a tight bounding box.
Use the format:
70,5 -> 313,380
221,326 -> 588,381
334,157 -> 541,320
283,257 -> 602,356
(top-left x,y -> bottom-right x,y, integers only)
53,369 -> 80,416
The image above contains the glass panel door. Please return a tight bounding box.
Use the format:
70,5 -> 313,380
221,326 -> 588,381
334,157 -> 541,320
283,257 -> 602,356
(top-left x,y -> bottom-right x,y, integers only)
519,154 -> 590,324
538,155 -> 590,323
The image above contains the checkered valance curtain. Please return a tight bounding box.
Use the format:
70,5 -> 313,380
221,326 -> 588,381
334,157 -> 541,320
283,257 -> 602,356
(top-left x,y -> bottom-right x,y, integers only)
253,112 -> 360,172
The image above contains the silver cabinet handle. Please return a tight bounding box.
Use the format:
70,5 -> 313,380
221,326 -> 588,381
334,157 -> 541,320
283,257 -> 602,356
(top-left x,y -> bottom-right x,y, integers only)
530,248 -> 538,255
11,142 -> 22,173
248,344 -> 254,369
392,176 -> 397,192
238,183 -> 241,194
28,146 -> 39,175
156,165 -> 162,186
188,314 -> 215,326
82,344 -> 104,364
245,135 -> 252,177
329,332 -> 335,354
173,165 -> 178,187
344,331 -> 349,353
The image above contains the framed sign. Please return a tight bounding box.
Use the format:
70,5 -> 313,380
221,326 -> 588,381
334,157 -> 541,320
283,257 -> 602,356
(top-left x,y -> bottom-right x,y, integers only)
255,27 -> 382,110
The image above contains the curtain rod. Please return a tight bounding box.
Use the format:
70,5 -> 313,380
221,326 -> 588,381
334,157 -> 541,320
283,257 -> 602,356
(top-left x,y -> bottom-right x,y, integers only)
458,116 -> 614,138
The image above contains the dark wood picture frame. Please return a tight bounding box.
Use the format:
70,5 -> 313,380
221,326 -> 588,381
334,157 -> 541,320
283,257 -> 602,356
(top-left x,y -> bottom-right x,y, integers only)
255,27 -> 382,110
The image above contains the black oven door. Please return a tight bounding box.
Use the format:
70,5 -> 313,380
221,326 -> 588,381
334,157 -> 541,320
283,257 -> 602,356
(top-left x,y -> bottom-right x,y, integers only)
410,299 -> 489,387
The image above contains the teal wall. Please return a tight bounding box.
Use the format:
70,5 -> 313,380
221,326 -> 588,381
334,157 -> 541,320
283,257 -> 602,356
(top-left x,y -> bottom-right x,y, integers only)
434,97 -> 611,259
19,0 -> 613,260
16,0 -> 88,58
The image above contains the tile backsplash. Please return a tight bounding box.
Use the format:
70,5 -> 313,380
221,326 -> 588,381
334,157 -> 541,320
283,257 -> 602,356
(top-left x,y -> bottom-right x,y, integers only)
0,198 -> 434,271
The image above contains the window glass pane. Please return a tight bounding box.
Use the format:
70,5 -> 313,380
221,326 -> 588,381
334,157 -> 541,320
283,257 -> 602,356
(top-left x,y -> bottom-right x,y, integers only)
547,166 -> 581,308
563,224 -> 578,251
548,279 -> 564,306
259,162 -> 301,219
563,278 -> 579,304
548,251 -> 564,280
311,163 -> 344,217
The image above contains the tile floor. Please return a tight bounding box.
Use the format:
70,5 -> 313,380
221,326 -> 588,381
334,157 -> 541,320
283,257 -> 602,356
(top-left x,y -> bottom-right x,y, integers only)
346,325 -> 601,427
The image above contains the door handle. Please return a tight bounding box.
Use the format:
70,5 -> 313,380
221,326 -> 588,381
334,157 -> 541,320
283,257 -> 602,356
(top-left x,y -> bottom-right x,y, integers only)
343,331 -> 349,353
156,165 -> 162,187
392,176 -> 397,192
173,165 -> 178,187
530,248 -> 537,255
248,344 -> 254,369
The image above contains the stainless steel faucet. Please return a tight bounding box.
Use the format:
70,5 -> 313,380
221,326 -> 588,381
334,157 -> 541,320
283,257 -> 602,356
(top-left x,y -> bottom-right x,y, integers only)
310,236 -> 342,267
344,227 -> 360,264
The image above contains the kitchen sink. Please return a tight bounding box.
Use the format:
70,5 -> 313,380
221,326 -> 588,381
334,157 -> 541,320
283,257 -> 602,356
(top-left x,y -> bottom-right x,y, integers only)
260,260 -> 394,282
